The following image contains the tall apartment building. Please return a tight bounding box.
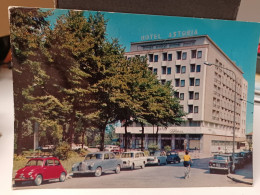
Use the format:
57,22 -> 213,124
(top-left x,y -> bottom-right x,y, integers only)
115,35 -> 248,154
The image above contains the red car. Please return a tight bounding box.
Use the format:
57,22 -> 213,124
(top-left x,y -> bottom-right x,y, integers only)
14,157 -> 67,186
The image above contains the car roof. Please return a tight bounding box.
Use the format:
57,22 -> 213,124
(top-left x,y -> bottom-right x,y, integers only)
29,156 -> 59,160
214,154 -> 232,156
122,151 -> 143,153
87,151 -> 112,155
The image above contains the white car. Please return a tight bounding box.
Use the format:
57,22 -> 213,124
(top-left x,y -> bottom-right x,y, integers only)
146,151 -> 167,166
120,151 -> 147,170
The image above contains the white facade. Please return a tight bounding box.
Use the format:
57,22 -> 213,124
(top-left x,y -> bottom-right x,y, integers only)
116,35 -> 247,154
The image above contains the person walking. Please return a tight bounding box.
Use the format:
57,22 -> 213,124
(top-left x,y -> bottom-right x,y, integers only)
183,150 -> 192,179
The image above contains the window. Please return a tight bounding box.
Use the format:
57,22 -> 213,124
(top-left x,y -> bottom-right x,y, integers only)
177,51 -> 182,60
175,79 -> 180,87
162,66 -> 166,74
197,51 -> 202,58
104,153 -> 109,160
195,92 -> 199,100
154,55 -> 158,62
195,79 -> 200,86
174,92 -> 179,98
181,80 -> 185,87
182,52 -> 187,60
46,159 -> 54,166
168,53 -> 172,61
161,80 -> 166,85
153,68 -> 157,75
194,106 -> 199,113
167,67 -> 171,74
189,78 -> 195,86
148,67 -> 153,71
176,65 -> 181,73
180,93 -> 184,100
190,64 -> 195,72
196,65 -> 201,72
163,53 -> 167,61
109,153 -> 115,159
191,50 -> 196,58
149,54 -> 153,62
181,66 -> 186,74
54,160 -> 60,166
189,91 -> 194,99
188,105 -> 193,113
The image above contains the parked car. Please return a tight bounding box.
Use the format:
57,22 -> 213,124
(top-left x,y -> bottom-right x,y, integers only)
72,151 -> 122,177
226,153 -> 244,169
209,154 -> 235,174
166,152 -> 181,164
240,150 -> 252,163
104,145 -> 120,152
146,151 -> 167,166
14,157 -> 67,186
71,143 -> 88,150
121,151 -> 147,169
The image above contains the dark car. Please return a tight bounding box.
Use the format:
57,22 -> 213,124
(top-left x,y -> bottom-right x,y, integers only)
14,157 -> 67,186
166,152 -> 181,164
209,154 -> 235,174
72,151 -> 122,177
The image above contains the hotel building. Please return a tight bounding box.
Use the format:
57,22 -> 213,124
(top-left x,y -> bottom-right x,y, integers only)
115,35 -> 248,155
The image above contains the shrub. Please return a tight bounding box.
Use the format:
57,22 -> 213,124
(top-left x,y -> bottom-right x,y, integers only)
148,144 -> 159,152
164,145 -> 171,152
53,142 -> 71,160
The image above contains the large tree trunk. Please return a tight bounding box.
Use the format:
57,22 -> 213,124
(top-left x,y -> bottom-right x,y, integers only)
156,126 -> 159,145
81,131 -> 85,149
16,120 -> 23,155
141,123 -> 144,151
100,118 -> 109,151
124,119 -> 128,152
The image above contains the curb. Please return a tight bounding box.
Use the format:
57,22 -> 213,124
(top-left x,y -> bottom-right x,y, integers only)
227,175 -> 253,185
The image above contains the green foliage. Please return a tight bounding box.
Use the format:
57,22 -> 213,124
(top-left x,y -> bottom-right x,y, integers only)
164,145 -> 171,152
53,142 -> 71,160
148,144 -> 160,152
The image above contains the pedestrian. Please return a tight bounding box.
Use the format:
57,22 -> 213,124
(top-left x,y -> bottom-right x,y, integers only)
183,150 -> 192,179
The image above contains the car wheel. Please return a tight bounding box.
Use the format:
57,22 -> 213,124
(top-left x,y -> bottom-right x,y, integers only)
165,161 -> 167,165
59,172 -> 66,182
34,175 -> 43,186
95,167 -> 102,177
157,160 -> 161,166
15,181 -> 22,186
141,162 -> 145,169
115,165 -> 121,174
130,163 -> 135,170
210,169 -> 214,174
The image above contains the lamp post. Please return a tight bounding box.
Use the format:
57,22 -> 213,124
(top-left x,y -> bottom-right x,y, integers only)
204,62 -> 237,172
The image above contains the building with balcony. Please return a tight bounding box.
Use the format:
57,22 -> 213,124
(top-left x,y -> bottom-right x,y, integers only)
115,35 -> 248,155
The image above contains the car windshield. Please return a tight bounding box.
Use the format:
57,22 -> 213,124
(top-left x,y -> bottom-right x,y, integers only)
26,159 -> 43,166
214,156 -> 228,160
85,153 -> 103,160
121,153 -> 134,158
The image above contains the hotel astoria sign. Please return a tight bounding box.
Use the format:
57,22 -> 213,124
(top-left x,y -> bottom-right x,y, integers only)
141,29 -> 198,41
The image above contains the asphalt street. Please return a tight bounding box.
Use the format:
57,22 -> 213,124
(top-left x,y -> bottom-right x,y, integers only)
13,157 -> 248,189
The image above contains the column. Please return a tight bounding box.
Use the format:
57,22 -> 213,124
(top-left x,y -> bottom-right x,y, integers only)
158,134 -> 161,149
171,134 -> 175,150
185,134 -> 189,150
132,134 -> 136,149
145,134 -> 148,149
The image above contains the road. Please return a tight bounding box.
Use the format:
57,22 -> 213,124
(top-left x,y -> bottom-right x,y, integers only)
13,157 -> 248,189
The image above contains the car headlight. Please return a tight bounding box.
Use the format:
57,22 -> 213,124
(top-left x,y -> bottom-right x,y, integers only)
28,171 -> 33,176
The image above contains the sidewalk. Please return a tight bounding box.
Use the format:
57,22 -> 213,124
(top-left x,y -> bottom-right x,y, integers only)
227,162 -> 253,185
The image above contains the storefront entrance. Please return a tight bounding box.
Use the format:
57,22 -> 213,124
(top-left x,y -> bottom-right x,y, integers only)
175,139 -> 184,150
161,140 -> 171,149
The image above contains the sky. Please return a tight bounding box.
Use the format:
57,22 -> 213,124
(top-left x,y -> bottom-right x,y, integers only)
44,8 -> 260,134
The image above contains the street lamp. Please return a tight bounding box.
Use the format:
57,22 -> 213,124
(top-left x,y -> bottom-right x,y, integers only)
204,62 -> 237,172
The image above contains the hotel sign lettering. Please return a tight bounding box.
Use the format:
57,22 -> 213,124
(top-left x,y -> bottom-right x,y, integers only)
141,29 -> 198,41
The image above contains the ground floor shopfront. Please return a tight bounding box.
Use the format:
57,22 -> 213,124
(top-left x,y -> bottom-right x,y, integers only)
116,126 -> 246,155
